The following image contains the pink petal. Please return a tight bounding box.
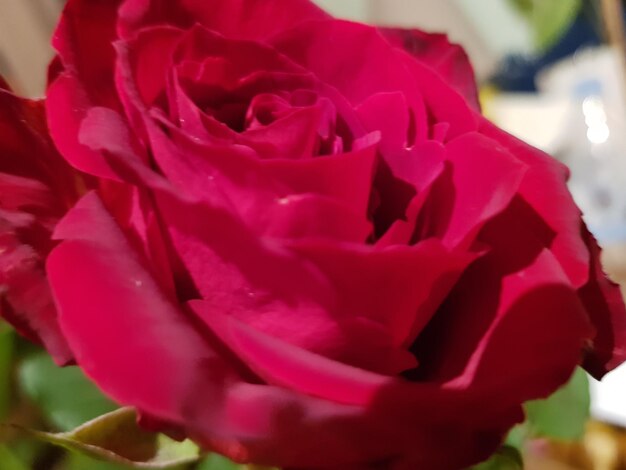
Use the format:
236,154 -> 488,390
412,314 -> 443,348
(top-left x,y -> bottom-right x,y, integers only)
382,28 -> 480,111
479,118 -> 589,287
272,21 -> 428,140
416,132 -> 527,249
288,239 -> 477,350
47,74 -> 121,180
48,192 -> 245,424
188,305 -> 392,405
118,0 -> 329,40
579,227 -> 626,378
0,75 -> 10,91
52,0 -> 121,108
261,142 -> 378,217
0,88 -> 76,364
0,222 -> 72,364
399,49 -> 478,140
413,205 -> 593,404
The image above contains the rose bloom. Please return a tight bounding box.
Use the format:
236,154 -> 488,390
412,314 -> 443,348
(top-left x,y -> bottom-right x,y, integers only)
0,80 -> 77,363
1,0 -> 625,468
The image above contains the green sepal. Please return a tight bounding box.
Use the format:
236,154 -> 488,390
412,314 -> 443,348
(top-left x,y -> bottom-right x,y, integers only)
6,407 -> 200,469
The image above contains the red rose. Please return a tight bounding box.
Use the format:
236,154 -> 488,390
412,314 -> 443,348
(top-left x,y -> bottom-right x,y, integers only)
0,81 -> 78,364
7,0 -> 623,468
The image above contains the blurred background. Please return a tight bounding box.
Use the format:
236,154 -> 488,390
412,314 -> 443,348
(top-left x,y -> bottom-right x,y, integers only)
3,0 -> 626,469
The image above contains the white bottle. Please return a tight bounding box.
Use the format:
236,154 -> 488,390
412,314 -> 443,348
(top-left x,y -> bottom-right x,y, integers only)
561,78 -> 626,243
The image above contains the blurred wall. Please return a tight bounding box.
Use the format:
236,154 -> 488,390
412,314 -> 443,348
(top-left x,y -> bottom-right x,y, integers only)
0,0 -> 62,96
314,0 -> 371,21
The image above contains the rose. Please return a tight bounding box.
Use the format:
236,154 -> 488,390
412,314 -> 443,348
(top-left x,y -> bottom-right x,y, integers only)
0,81 -> 78,365
39,0 -> 626,467
6,0 -> 623,468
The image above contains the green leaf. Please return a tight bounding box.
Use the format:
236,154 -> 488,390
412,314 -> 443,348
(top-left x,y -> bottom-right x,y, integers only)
525,367 -> 590,440
472,445 -> 523,470
196,454 -> 278,470
196,454 -> 241,470
18,351 -> 117,431
509,0 -> 582,51
504,424 -> 527,451
8,407 -> 200,469
0,323 -> 15,419
0,445 -> 30,470
65,452 -> 133,470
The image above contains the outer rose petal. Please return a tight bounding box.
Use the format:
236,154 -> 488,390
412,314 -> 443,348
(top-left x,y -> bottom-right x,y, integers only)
47,193 -> 519,469
579,227 -> 626,378
413,250 -> 592,408
47,75 -> 122,180
412,199 -> 593,398
188,307 -> 523,469
0,224 -> 71,363
118,0 -> 329,40
0,76 -> 10,91
478,119 -> 626,376
0,91 -> 76,198
48,0 -> 127,180
381,28 -> 480,111
478,118 -> 589,287
52,0 -> 122,109
0,87 -> 75,364
49,192 -> 247,423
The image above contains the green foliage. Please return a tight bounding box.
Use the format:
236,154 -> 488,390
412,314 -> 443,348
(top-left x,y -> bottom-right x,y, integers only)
510,0 -> 583,51
525,367 -> 590,440
11,407 -> 201,469
0,445 -> 30,470
472,446 -> 523,470
0,323 -> 14,419
18,352 -> 117,431
64,453 -> 132,470
473,367 -> 591,468
196,454 -> 242,470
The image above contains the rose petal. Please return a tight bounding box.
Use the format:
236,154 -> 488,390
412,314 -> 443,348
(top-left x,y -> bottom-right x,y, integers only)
0,75 -> 10,91
49,192 -> 248,424
415,132 -> 527,249
382,28 -> 480,111
449,250 -> 591,401
0,223 -> 72,364
579,227 -> 626,378
412,204 -> 593,404
0,89 -> 75,364
479,118 -> 589,287
288,239 -> 478,350
399,49 -> 478,140
258,193 -> 373,242
52,0 -> 121,108
189,304 -> 392,405
47,74 -> 122,180
186,307 -> 519,469
118,0 -> 329,40
272,20 -> 429,142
